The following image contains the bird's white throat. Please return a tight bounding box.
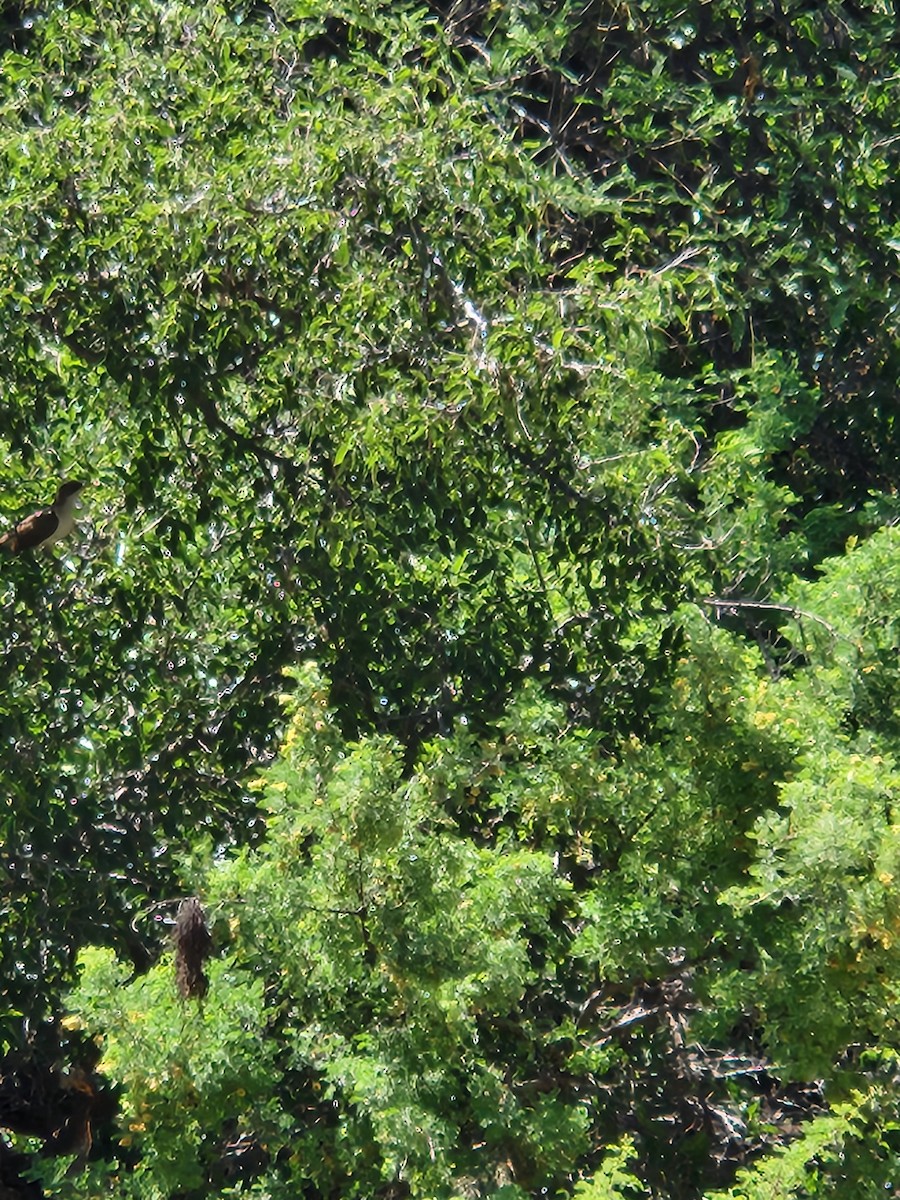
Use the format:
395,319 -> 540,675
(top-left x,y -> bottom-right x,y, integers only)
47,490 -> 81,544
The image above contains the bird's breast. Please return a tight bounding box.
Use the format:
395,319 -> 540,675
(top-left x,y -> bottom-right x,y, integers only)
42,511 -> 71,545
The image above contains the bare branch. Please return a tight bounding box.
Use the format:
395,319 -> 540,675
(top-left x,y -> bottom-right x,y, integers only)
702,598 -> 859,647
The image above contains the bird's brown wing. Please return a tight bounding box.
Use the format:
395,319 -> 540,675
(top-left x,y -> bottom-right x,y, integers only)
0,507 -> 59,553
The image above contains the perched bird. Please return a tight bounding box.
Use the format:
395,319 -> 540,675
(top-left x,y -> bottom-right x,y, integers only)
0,480 -> 85,554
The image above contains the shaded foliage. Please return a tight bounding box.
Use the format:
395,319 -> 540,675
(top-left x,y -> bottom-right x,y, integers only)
0,0 -> 899,1197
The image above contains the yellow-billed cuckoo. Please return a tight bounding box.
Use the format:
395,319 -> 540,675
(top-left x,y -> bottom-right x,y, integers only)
0,480 -> 85,554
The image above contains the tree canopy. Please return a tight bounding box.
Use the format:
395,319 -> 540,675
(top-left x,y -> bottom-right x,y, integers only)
1,0 -> 899,1197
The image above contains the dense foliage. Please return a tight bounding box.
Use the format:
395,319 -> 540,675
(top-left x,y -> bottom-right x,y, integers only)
1,0 -> 899,1196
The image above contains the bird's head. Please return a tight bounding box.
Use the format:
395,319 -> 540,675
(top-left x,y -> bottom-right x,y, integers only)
55,480 -> 85,505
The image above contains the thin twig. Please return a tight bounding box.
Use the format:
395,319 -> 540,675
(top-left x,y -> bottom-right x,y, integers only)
702,598 -> 859,647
